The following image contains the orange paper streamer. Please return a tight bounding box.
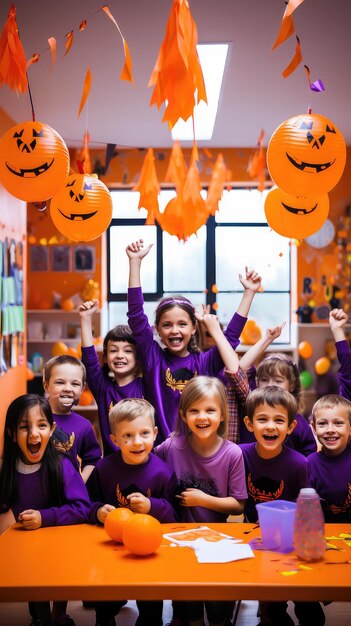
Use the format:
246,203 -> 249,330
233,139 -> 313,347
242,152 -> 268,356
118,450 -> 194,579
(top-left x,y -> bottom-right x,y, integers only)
78,67 -> 92,117
206,153 -> 229,215
102,5 -> 133,82
247,130 -> 266,192
164,141 -> 187,192
64,30 -> 74,56
282,35 -> 302,78
285,0 -> 305,18
132,148 -> 160,225
148,0 -> 207,128
26,52 -> 39,68
48,37 -> 56,66
272,11 -> 295,50
0,4 -> 27,93
78,132 -> 92,174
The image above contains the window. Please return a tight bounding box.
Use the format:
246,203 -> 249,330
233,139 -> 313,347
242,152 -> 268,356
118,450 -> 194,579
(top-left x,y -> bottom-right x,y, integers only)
107,188 -> 292,344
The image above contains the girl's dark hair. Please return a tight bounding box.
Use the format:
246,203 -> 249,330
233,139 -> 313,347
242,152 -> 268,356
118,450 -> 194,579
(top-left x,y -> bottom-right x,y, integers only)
256,352 -> 304,412
0,394 -> 65,513
103,324 -> 136,358
155,295 -> 200,354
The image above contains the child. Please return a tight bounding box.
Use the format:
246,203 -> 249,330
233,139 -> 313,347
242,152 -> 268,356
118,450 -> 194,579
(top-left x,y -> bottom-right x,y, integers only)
126,238 -> 262,441
0,394 -> 92,626
155,376 -> 247,626
329,307 -> 351,400
239,336 -> 317,455
87,397 -> 178,626
79,299 -> 145,456
309,394 -> 351,522
241,386 -> 324,626
43,355 -> 101,482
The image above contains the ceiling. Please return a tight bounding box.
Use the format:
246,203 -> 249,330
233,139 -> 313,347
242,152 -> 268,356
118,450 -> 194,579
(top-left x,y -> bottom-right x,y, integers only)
1,0 -> 350,150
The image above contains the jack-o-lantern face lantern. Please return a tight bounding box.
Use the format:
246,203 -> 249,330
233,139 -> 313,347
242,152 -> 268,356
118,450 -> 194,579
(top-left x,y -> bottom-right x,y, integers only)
264,186 -> 329,239
0,121 -> 70,202
50,173 -> 112,242
267,113 -> 346,196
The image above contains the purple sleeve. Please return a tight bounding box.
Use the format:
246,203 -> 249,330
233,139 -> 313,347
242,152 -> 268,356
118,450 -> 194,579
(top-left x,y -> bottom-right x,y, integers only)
199,312 -> 247,374
336,340 -> 351,400
149,468 -> 178,522
81,345 -> 107,399
79,421 -> 102,468
40,457 -> 92,527
288,414 -> 317,457
127,287 -> 162,369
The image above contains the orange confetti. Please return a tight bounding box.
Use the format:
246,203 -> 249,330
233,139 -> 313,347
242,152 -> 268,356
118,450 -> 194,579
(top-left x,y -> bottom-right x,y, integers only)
102,5 -> 133,82
212,302 -> 219,311
132,148 -> 160,225
64,30 -> 74,56
279,252 -> 283,257
78,67 -> 92,117
0,4 -> 28,93
211,284 -> 219,294
206,153 -> 229,215
148,0 -> 207,128
48,37 -> 56,66
282,36 -> 302,78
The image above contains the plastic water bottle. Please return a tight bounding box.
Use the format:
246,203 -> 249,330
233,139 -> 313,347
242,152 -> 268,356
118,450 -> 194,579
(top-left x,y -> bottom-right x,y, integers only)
293,488 -> 325,561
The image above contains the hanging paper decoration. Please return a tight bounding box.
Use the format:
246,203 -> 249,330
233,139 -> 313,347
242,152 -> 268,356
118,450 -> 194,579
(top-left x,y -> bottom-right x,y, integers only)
78,132 -> 92,175
64,30 -> 74,56
78,67 -> 92,117
0,121 -> 70,202
148,0 -> 207,128
132,148 -> 160,225
48,37 -> 56,66
264,186 -> 329,240
206,153 -> 230,215
102,5 -> 133,82
304,65 -> 325,93
164,141 -> 187,191
267,113 -> 346,197
247,131 -> 266,192
282,35 -> 302,78
0,4 -> 27,93
50,173 -> 112,242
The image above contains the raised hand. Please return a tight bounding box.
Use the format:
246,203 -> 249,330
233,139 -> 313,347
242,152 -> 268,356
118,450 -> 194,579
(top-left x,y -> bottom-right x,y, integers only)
238,266 -> 262,293
78,299 -> 99,318
264,321 -> 286,343
195,304 -> 221,334
126,239 -> 153,261
329,308 -> 349,330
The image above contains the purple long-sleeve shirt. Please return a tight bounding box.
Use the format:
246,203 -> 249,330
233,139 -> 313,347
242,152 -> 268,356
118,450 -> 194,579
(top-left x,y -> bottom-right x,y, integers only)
87,449 -> 178,523
52,410 -> 101,471
10,456 -> 92,527
81,345 -> 145,456
239,443 -> 309,522
308,445 -> 351,522
127,287 -> 247,441
336,340 -> 351,400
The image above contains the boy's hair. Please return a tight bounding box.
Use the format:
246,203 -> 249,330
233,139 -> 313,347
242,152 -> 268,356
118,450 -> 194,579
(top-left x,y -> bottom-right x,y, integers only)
312,394 -> 351,424
256,352 -> 303,412
176,375 -> 229,438
109,398 -> 155,432
103,324 -> 136,358
43,354 -> 86,385
155,295 -> 200,354
246,386 -> 297,426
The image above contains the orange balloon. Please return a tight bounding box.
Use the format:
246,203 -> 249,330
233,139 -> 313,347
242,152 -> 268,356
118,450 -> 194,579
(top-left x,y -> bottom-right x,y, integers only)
241,319 -> 262,345
315,357 -> 331,375
122,513 -> 163,555
50,173 -> 112,242
78,389 -> 94,406
264,186 -> 329,239
61,298 -> 75,312
66,347 -> 78,358
104,508 -> 134,543
298,341 -> 313,360
267,113 -> 346,196
51,341 -> 69,357
0,121 -> 70,202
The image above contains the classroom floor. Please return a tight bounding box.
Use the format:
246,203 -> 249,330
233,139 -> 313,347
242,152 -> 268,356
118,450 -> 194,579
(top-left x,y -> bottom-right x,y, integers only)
0,600 -> 351,626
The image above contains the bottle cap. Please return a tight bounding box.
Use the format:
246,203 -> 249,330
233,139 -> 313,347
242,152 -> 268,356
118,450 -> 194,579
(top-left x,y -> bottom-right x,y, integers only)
299,488 -> 317,496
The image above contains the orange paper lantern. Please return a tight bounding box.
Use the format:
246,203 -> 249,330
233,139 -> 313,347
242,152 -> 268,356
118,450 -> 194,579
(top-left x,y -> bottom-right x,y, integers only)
122,513 -> 163,556
298,341 -> 313,360
267,113 -> 346,196
50,173 -> 112,242
51,341 -> 69,357
315,357 -> 331,375
264,186 -> 329,239
104,508 -> 134,543
0,121 -> 70,202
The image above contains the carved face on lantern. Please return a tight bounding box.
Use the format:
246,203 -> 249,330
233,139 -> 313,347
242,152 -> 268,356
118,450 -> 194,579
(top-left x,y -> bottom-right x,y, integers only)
50,173 -> 113,242
264,186 -> 329,239
0,121 -> 70,202
267,113 -> 346,196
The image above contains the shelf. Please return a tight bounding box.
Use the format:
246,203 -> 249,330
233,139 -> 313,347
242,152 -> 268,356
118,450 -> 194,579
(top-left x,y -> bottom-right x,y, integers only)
27,338 -> 80,344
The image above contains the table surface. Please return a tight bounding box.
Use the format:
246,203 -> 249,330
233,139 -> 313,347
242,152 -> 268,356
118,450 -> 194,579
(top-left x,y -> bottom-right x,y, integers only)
0,522 -> 350,602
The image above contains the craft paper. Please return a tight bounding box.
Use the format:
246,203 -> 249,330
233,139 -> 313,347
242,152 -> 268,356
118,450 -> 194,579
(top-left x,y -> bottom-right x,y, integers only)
195,539 -> 254,564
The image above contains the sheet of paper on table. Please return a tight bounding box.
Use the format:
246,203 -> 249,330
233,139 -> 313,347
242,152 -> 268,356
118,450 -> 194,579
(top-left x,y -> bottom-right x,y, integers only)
163,526 -> 255,563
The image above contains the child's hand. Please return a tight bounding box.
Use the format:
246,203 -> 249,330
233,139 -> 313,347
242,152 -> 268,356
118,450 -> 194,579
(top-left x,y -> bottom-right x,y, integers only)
176,488 -> 207,508
195,305 -> 220,333
126,239 -> 153,261
329,308 -> 349,329
238,267 -> 262,293
78,299 -> 99,318
127,492 -> 151,514
18,509 -> 42,530
97,504 -> 115,524
264,322 -> 286,343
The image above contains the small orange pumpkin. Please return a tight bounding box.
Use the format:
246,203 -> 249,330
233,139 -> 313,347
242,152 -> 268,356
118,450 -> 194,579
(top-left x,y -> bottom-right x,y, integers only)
0,121 -> 70,202
122,513 -> 163,555
50,173 -> 112,242
51,341 -> 69,357
104,508 -> 134,543
267,113 -> 346,196
78,388 -> 94,406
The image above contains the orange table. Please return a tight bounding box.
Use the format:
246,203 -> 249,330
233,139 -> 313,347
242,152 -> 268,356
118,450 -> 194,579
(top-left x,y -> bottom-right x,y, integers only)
0,522 -> 350,602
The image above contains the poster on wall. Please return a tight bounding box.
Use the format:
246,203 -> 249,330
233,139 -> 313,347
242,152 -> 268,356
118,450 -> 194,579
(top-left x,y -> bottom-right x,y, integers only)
74,245 -> 95,272
0,237 -> 24,375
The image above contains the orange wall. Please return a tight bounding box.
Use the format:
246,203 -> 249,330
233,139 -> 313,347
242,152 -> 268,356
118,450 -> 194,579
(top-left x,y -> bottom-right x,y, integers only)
0,185 -> 27,452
